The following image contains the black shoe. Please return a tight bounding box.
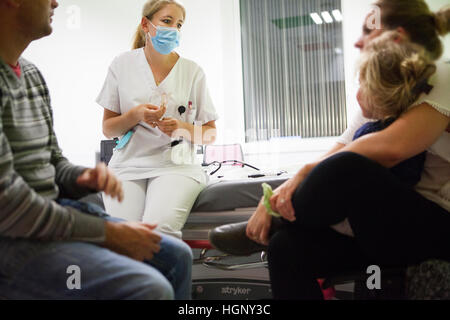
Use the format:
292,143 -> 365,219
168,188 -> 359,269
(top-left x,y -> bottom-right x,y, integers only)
208,219 -> 284,256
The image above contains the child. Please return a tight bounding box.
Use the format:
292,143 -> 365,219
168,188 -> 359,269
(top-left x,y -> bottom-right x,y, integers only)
353,31 -> 437,186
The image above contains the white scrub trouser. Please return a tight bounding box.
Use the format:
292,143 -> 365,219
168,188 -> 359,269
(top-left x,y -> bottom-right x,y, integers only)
103,175 -> 205,239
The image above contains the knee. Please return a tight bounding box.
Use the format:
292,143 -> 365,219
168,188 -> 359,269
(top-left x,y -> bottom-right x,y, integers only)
316,152 -> 373,178
138,276 -> 175,300
165,236 -> 194,269
296,152 -> 379,199
176,240 -> 194,267
111,270 -> 175,300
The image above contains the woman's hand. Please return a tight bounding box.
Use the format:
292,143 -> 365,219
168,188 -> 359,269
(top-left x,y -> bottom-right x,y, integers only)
269,175 -> 305,222
132,104 -> 166,127
156,117 -> 185,137
76,162 -> 124,202
246,199 -> 273,246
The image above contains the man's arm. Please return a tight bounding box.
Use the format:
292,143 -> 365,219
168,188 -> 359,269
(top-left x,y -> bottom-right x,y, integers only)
0,99 -> 105,242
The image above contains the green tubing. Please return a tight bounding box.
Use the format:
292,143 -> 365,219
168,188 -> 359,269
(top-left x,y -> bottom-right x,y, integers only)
262,183 -> 281,218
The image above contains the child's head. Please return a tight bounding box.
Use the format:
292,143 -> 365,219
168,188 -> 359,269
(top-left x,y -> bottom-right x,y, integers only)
357,31 -> 436,119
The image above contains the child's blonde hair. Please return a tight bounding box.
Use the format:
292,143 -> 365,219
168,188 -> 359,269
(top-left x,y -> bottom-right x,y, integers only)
132,0 -> 186,50
358,31 -> 437,119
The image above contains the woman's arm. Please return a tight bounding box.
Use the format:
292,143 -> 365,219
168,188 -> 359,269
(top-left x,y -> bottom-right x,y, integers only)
340,103 -> 450,168
182,120 -> 217,145
268,103 -> 449,223
102,105 -> 166,139
102,109 -> 137,139
156,119 -> 217,145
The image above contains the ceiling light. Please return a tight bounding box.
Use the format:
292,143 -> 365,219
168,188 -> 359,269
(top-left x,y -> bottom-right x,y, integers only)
321,11 -> 333,23
310,12 -> 323,25
332,9 -> 343,22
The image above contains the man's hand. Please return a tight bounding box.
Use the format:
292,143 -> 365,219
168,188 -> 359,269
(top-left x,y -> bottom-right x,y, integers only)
76,162 -> 124,202
103,222 -> 162,261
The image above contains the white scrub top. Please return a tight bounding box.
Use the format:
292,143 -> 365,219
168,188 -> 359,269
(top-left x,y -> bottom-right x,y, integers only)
96,48 -> 219,184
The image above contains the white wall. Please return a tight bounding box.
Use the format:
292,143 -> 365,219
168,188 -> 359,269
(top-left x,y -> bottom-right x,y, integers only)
25,0 -> 238,167
24,0 -> 449,169
177,0 -> 246,147
25,0 -> 146,167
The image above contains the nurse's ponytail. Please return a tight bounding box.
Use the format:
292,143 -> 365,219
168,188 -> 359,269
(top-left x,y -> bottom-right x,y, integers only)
132,0 -> 186,50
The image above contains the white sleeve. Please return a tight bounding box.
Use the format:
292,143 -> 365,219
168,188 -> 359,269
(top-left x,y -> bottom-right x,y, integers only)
412,61 -> 450,117
193,68 -> 219,125
336,109 -> 370,145
96,60 -> 121,114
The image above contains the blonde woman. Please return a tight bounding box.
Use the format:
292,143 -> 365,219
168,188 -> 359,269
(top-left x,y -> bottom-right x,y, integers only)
211,0 -> 450,299
97,0 -> 218,239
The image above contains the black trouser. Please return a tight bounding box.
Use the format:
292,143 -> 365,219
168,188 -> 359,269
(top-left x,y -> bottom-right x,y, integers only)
267,152 -> 450,300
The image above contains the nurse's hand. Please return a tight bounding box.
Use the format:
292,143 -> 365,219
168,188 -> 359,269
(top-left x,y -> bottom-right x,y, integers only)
133,104 -> 166,127
156,117 -> 184,138
76,162 -> 124,202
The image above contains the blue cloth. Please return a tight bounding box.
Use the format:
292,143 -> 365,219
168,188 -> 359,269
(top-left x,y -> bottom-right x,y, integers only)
353,118 -> 426,187
0,199 -> 193,300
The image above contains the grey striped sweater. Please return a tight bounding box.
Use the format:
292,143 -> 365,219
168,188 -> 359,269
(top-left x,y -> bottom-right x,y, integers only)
0,57 -> 105,243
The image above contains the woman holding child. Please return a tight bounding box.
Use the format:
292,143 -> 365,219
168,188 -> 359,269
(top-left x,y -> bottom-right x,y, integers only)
211,0 -> 450,299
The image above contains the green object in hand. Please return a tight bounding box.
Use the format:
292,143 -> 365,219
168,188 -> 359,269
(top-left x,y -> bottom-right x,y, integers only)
262,183 -> 281,218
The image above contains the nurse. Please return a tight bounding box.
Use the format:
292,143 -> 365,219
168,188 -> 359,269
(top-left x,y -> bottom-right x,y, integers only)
96,0 -> 218,238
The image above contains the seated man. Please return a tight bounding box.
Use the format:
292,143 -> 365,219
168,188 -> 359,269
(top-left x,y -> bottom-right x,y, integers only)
0,0 -> 192,300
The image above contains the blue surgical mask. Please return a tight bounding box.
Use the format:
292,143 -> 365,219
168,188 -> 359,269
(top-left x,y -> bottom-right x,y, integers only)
148,21 -> 180,55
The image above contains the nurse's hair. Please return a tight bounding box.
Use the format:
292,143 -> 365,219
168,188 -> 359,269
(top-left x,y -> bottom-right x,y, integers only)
358,31 -> 436,119
132,0 -> 186,50
374,0 -> 450,61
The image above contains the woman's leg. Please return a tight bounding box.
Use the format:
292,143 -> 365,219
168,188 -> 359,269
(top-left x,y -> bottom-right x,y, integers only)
290,152 -> 450,265
102,179 -> 147,222
268,226 -> 372,300
142,175 -> 205,239
268,152 -> 450,299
